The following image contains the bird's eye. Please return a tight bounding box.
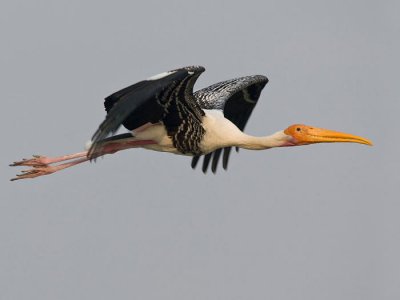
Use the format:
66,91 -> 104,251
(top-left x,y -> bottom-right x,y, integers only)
296,127 -> 301,132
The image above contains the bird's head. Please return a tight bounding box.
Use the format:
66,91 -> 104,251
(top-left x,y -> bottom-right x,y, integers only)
281,124 -> 373,147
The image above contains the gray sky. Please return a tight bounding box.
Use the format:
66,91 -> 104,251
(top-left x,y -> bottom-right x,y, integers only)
1,0 -> 399,299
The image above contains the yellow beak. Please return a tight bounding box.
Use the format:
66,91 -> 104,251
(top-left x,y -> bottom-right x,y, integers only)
284,124 -> 373,146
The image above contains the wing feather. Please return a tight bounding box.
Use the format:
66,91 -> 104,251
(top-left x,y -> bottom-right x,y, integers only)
88,66 -> 205,159
202,153 -> 212,173
192,75 -> 268,172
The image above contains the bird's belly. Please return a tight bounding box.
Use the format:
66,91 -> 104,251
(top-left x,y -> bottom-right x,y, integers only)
133,124 -> 181,154
141,143 -> 181,154
200,131 -> 224,154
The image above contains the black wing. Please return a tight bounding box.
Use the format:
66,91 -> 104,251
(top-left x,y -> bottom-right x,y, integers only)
88,66 -> 205,159
192,75 -> 268,173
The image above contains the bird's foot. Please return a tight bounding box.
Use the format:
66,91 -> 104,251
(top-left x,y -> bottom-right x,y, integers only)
10,156 -> 89,181
10,155 -> 51,167
10,165 -> 58,181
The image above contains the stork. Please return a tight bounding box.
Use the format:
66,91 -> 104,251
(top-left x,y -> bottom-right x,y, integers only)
10,66 -> 372,181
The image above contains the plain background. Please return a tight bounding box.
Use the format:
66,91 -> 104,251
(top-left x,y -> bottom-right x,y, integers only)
1,0 -> 399,299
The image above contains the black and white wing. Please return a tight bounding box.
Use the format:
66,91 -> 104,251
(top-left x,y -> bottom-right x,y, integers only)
88,66 -> 206,159
192,75 -> 268,173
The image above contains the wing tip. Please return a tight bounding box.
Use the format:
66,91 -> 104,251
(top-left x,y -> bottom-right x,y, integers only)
252,74 -> 269,85
173,65 -> 206,76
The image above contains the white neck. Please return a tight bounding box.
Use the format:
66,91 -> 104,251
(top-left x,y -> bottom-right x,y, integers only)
201,111 -> 291,153
236,131 -> 289,150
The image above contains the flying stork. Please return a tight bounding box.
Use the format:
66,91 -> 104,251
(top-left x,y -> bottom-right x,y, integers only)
10,65 -> 372,181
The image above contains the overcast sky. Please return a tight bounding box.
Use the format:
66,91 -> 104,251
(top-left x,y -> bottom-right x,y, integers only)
1,0 -> 399,299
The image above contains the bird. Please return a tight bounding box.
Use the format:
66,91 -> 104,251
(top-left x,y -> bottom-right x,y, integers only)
10,65 -> 372,181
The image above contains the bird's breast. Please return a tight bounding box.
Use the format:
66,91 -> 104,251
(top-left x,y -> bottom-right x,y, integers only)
200,110 -> 243,154
134,124 -> 179,154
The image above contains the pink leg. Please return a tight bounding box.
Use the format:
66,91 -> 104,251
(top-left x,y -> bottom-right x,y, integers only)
10,139 -> 156,181
10,151 -> 88,167
10,158 -> 90,181
100,139 -> 156,154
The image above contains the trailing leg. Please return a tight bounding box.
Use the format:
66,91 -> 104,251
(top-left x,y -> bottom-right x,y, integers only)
10,135 -> 157,181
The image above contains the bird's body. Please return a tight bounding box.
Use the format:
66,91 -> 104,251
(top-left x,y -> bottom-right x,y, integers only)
10,66 -> 372,181
199,110 -> 245,153
129,111 -> 226,155
133,110 -> 252,155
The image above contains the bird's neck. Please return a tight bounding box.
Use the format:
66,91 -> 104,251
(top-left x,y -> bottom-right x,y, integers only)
237,131 -> 290,150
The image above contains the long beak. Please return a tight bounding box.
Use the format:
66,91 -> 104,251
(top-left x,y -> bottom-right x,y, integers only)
301,127 -> 373,146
